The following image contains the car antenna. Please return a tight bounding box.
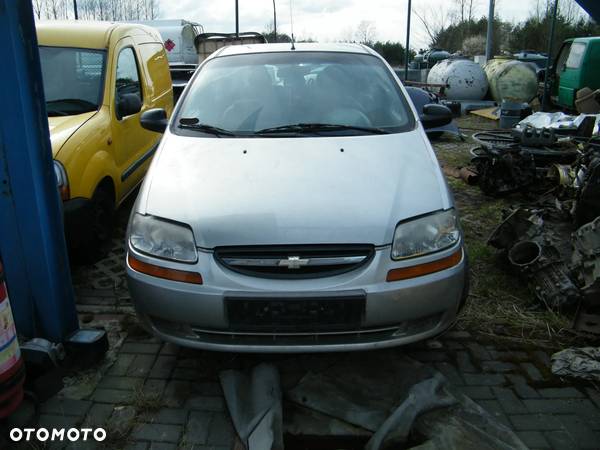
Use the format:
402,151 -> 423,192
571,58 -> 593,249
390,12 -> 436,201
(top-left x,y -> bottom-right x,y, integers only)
289,0 -> 296,50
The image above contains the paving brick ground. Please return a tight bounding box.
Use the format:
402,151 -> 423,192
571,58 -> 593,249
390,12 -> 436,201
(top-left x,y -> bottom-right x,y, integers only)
25,308 -> 600,450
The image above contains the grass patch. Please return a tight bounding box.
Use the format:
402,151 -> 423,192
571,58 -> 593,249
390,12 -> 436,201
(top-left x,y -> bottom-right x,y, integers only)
132,385 -> 164,416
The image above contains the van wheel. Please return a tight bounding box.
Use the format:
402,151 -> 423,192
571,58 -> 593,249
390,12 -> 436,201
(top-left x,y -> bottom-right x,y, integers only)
70,187 -> 114,264
88,187 -> 115,259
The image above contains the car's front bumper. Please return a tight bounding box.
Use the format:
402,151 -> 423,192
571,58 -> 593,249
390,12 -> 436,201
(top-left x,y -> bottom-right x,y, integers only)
126,243 -> 467,353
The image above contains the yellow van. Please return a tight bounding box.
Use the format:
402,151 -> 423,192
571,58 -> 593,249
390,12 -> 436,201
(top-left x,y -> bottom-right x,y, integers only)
36,21 -> 173,257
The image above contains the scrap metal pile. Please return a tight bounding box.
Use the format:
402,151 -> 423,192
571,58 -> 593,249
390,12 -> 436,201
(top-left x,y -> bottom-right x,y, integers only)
470,119 -> 596,196
470,113 -> 600,331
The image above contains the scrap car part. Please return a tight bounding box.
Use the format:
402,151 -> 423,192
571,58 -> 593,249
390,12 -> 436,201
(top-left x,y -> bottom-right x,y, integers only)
471,131 -> 579,196
512,126 -> 557,147
472,130 -> 519,150
571,216 -> 600,288
574,154 -> 600,226
508,239 -> 580,309
489,208 -> 581,309
472,147 -> 541,196
547,164 -> 574,187
488,208 -> 544,250
571,217 -> 600,327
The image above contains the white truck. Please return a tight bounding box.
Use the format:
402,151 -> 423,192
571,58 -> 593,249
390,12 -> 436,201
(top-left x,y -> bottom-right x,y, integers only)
135,20 -> 266,99
134,20 -> 203,96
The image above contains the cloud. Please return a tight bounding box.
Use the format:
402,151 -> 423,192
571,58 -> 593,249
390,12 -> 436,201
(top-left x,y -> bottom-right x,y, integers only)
156,0 -> 587,49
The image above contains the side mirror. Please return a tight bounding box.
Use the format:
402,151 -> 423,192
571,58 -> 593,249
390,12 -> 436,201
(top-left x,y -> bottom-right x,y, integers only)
140,108 -> 168,133
117,93 -> 142,119
420,104 -> 452,129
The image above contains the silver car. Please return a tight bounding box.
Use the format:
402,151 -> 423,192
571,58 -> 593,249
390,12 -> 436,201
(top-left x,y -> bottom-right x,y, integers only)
126,43 -> 468,352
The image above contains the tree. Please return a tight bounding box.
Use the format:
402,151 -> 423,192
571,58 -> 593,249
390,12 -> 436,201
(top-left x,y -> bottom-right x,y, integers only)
509,3 -> 600,55
32,0 -> 160,20
370,41 -> 413,66
32,0 -> 44,18
462,34 -> 486,55
454,0 -> 479,23
414,5 -> 451,46
263,21 -> 292,43
355,20 -> 376,45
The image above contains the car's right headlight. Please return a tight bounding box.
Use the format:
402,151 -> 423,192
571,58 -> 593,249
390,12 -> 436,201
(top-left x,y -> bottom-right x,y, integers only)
391,209 -> 460,260
129,213 -> 197,263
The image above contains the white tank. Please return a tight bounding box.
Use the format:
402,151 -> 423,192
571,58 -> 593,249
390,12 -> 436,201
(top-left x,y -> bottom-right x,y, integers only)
427,58 -> 489,100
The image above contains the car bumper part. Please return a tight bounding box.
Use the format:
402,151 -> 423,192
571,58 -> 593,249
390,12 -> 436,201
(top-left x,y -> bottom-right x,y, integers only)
126,243 -> 467,353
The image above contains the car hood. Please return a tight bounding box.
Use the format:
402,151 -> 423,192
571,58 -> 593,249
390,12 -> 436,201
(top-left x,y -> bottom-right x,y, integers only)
48,112 -> 96,157
141,129 -> 451,248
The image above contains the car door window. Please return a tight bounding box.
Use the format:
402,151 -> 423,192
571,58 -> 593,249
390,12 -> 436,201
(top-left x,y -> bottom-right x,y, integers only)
566,42 -> 586,69
555,42 -> 571,76
115,47 -> 142,106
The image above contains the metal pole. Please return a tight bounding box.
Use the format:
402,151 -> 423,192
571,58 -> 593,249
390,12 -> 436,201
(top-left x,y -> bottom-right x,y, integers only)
542,0 -> 559,111
485,0 -> 495,61
404,0 -> 412,81
273,0 -> 277,43
73,0 -> 78,19
0,0 -> 79,341
235,0 -> 239,38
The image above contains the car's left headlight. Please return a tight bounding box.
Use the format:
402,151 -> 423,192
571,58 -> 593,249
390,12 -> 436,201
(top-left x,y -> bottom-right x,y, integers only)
53,160 -> 69,201
129,213 -> 197,263
391,209 -> 460,260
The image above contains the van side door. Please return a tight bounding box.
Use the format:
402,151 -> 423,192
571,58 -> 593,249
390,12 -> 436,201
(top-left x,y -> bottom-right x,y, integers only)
558,41 -> 586,109
110,39 -> 156,200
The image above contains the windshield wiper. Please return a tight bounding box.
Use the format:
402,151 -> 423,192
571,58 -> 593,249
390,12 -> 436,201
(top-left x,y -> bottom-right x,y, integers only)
255,123 -> 389,135
177,118 -> 237,137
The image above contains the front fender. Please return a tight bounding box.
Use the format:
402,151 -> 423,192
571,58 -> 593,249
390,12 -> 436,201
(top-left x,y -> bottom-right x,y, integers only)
55,108 -> 119,200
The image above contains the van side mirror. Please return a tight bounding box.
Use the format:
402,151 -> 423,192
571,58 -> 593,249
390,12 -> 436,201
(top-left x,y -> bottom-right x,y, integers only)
140,108 -> 168,133
117,93 -> 142,119
420,104 -> 452,129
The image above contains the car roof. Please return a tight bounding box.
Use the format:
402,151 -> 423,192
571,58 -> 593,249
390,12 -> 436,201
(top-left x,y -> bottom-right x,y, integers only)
36,20 -> 161,49
564,37 -> 600,44
211,42 -> 376,59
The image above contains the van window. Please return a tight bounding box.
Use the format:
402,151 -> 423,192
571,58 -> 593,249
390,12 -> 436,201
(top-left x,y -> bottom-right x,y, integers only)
116,47 -> 142,105
566,42 -> 586,69
139,43 -> 170,94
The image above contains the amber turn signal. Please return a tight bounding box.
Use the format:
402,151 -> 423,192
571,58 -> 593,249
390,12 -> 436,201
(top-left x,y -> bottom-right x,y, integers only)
386,248 -> 462,282
128,254 -> 203,284
59,185 -> 70,201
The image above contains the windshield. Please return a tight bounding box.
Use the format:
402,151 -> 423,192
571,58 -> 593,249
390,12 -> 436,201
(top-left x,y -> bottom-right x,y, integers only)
175,51 -> 414,136
40,46 -> 105,117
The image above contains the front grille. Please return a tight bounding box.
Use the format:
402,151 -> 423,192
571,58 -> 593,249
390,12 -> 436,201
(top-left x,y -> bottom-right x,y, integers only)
225,293 -> 366,332
214,244 -> 374,279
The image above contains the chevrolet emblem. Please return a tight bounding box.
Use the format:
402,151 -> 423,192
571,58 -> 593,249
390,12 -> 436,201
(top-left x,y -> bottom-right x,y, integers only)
278,256 -> 310,269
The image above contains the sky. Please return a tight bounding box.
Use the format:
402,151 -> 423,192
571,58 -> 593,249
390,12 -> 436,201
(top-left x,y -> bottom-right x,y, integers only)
155,0 -> 590,49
